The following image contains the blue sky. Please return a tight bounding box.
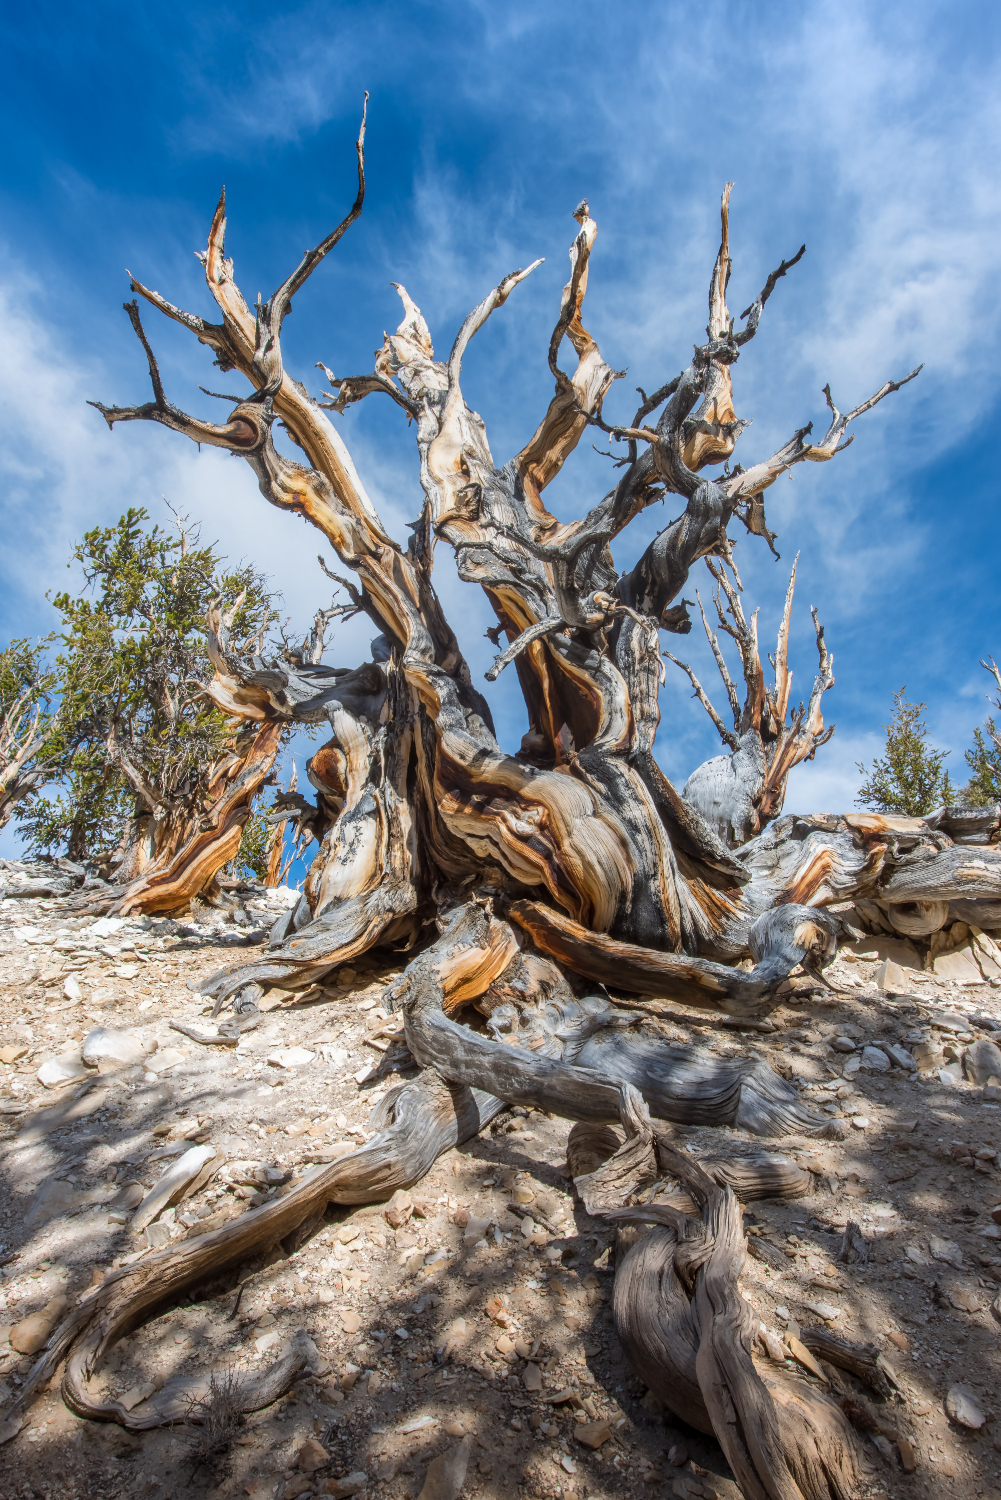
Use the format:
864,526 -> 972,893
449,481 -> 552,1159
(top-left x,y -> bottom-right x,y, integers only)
3,0 -> 1000,859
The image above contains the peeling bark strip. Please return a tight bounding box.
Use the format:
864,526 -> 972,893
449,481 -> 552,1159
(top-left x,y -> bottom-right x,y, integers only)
29,100 -> 997,1472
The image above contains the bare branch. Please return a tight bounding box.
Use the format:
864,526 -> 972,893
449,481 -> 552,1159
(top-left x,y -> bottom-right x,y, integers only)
725,367 -> 923,504
446,260 -> 544,387
770,552 -> 798,727
485,615 -> 566,682
981,654 -> 1001,712
315,361 -> 420,419
514,204 -> 621,496
695,587 -> 741,724
664,650 -> 739,750
736,242 -> 806,345
90,302 -> 263,450
267,93 -> 368,335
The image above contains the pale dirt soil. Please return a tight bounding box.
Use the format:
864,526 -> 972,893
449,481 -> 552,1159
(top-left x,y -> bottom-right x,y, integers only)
0,885 -> 1000,1500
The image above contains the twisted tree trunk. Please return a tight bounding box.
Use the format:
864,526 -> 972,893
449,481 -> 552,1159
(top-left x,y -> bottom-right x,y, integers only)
13,101 -> 1000,1484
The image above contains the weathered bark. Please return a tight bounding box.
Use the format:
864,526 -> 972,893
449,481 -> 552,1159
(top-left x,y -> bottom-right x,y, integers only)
603,1092 -> 863,1500
72,708 -> 285,917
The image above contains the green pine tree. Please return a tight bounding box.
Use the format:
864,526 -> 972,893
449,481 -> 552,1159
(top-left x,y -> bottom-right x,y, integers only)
856,688 -> 953,816
18,506 -> 277,863
962,720 -> 1001,805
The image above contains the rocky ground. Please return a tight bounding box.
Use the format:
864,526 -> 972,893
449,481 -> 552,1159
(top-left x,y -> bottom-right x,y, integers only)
1,864 -> 1001,1500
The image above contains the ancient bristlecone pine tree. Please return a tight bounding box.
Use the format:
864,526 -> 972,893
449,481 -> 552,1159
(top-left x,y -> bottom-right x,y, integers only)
12,104 -> 1001,1496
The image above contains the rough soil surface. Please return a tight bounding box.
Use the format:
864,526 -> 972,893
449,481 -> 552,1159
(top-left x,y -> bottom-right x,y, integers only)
1,873 -> 1001,1500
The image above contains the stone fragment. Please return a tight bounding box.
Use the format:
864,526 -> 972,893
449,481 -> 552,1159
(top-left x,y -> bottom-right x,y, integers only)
875,958 -> 911,993
10,1296 -> 68,1354
336,1224 -> 360,1245
945,1383 -> 985,1428
861,1045 -> 890,1073
24,1177 -> 82,1228
88,916 -> 127,938
81,1027 -> 146,1069
132,1145 -> 216,1231
325,1471 -> 368,1497
485,1296 -> 509,1325
416,1436 -> 472,1500
573,1418 -> 612,1449
896,1437 -> 916,1472
831,1037 -> 857,1053
267,1047 -> 315,1069
759,1326 -> 787,1362
929,1235 -> 964,1268
933,948 -> 985,985
339,1310 -> 362,1333
522,1363 -> 543,1392
786,1336 -> 827,1379
310,1142 -> 356,1163
298,1438 -> 329,1473
904,1245 -> 931,1265
63,975 -> 82,1002
384,1189 -> 413,1228
938,1064 -> 965,1087
950,1287 -> 982,1311
965,1037 -> 1001,1085
119,1382 -> 156,1411
886,1329 -> 911,1352
149,1047 -> 186,1073
37,1050 -> 88,1089
0,1045 -> 29,1065
801,1301 -> 840,1323
885,1044 -> 917,1071
463,1214 -> 491,1244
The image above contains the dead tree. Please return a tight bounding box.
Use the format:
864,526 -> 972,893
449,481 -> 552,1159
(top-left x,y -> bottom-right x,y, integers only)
666,554 -> 835,847
11,105 -> 1001,1490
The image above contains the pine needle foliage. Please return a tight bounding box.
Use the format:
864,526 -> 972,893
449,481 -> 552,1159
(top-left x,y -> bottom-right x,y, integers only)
855,687 -> 954,816
19,506 -> 276,861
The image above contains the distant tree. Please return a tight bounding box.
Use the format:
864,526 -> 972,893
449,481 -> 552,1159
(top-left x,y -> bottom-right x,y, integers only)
0,636 -> 56,832
961,658 -> 1001,805
856,687 -> 954,816
231,796 -> 272,881
19,507 -> 281,885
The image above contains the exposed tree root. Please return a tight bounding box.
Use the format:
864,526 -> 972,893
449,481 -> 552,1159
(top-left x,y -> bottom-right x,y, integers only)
602,1092 -> 863,1500
394,903 -> 846,1138
2,1071 -> 503,1435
